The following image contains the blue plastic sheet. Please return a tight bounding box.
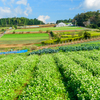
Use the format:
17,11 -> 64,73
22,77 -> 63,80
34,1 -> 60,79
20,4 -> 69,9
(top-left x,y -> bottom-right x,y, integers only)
0,50 -> 28,55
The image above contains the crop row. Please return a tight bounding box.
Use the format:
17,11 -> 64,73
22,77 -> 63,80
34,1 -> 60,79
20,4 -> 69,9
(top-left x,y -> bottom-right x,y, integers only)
66,52 -> 100,77
0,55 -> 38,100
18,55 -> 70,100
0,56 -> 24,78
53,53 -> 100,99
29,43 -> 100,55
78,50 -> 100,61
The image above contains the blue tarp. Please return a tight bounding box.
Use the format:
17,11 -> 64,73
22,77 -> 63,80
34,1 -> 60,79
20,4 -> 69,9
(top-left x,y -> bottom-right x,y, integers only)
0,50 -> 28,55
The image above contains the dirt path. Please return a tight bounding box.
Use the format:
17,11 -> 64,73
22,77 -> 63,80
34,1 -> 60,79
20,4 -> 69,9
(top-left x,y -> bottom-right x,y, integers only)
0,31 -> 6,38
0,43 -> 35,48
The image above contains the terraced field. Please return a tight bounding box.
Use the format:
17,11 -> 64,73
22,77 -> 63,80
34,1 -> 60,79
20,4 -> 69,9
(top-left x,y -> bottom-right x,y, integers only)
1,50 -> 100,99
0,33 -> 49,44
10,26 -> 84,32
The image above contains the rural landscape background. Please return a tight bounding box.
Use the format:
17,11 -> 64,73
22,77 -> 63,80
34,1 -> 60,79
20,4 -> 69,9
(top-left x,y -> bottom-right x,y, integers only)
1,0 -> 100,99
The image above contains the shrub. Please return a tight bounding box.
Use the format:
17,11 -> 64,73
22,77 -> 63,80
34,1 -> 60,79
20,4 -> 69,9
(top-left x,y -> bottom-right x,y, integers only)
14,25 -> 17,29
1,29 -> 5,32
13,31 -> 15,34
46,30 -> 50,33
78,31 -> 84,37
84,31 -> 91,39
50,31 -> 55,38
30,45 -> 37,50
39,30 -> 43,33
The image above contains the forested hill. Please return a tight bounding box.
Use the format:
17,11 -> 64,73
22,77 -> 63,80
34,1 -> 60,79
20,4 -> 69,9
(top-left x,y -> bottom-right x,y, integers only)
73,10 -> 100,28
0,17 -> 44,27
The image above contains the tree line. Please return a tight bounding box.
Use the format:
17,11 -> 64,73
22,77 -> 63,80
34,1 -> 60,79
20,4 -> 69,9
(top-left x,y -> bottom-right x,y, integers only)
0,17 -> 44,27
73,10 -> 100,28
56,18 -> 72,24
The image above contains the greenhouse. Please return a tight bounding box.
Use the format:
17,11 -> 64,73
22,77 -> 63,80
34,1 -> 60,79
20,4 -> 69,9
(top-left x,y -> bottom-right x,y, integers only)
56,22 -> 67,27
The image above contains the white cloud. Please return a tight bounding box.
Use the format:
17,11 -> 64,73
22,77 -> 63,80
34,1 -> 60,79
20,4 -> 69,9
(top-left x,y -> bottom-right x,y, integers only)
10,0 -> 14,3
83,0 -> 100,10
16,0 -> 27,5
0,7 -> 11,18
24,3 -> 32,16
37,15 -> 50,23
0,7 -> 11,13
14,6 -> 23,15
1,0 -> 6,2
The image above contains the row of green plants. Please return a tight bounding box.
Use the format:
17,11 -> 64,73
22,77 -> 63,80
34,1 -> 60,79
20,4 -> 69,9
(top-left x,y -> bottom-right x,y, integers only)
54,53 -> 100,99
0,55 -> 38,100
67,52 -> 100,77
29,44 -> 100,55
41,31 -> 92,45
18,55 -> 70,99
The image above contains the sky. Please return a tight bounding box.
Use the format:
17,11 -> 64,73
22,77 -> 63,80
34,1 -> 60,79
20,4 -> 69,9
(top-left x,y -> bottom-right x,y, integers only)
0,0 -> 100,23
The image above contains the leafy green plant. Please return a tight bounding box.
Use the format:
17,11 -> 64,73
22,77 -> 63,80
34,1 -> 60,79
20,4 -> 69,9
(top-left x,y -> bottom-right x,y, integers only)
84,31 -> 91,39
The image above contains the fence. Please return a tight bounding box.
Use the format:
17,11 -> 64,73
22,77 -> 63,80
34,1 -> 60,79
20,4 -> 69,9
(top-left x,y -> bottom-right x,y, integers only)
0,49 -> 28,55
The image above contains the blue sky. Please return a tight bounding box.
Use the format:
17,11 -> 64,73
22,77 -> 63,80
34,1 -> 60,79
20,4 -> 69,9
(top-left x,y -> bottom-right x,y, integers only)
0,0 -> 100,23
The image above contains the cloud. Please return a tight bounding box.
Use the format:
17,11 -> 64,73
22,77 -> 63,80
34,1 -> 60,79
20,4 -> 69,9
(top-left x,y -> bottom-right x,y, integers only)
0,7 -> 11,18
37,15 -> 50,23
83,0 -> 100,10
14,6 -> 23,15
1,0 -> 6,2
24,3 -> 32,16
16,0 -> 27,5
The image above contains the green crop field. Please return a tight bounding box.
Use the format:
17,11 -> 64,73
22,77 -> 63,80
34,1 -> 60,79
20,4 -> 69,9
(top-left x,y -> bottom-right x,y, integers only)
10,26 -> 84,32
0,49 -> 100,99
0,33 -> 49,44
0,27 -> 9,29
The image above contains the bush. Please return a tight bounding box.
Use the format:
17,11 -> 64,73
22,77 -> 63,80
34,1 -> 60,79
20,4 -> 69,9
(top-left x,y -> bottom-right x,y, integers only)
1,29 -> 5,32
78,31 -> 84,37
50,31 -> 55,38
14,25 -> 17,29
13,31 -> 15,34
84,31 -> 91,39
46,30 -> 50,33
39,30 -> 43,33
30,45 -> 37,50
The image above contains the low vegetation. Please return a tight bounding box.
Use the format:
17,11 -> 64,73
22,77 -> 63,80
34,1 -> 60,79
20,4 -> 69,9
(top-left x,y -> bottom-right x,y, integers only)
1,49 -> 100,99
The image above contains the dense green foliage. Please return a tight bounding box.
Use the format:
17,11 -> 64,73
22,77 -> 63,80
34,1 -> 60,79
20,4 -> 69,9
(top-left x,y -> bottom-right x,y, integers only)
1,50 -> 100,99
41,31 -> 100,45
73,10 -> 100,28
0,17 -> 44,27
56,18 -> 72,24
29,44 -> 100,55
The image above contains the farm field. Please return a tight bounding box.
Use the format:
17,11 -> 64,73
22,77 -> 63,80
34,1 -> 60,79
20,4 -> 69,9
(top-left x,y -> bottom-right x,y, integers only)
10,26 -> 84,32
0,33 -> 49,44
0,49 -> 100,99
0,27 -> 9,29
